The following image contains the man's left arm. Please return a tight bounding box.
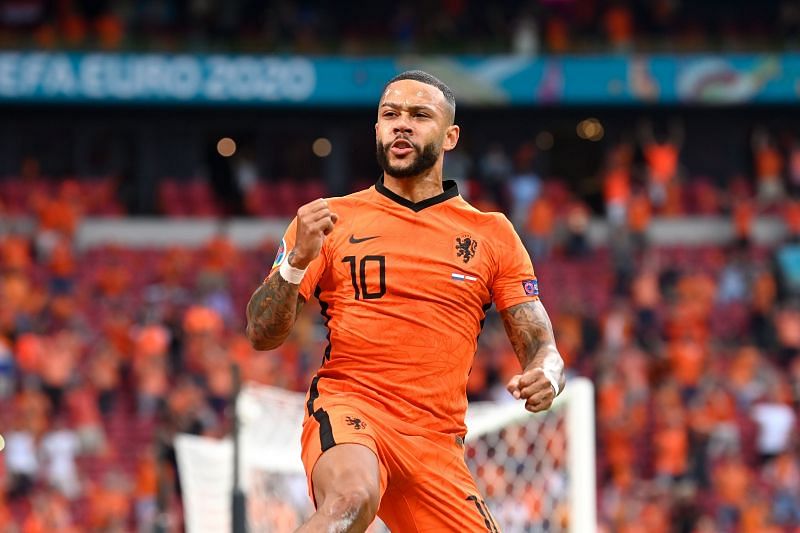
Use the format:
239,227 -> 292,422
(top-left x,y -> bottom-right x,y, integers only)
500,300 -> 565,413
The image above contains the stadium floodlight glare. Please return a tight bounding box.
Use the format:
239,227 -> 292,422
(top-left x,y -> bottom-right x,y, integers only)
536,131 -> 555,151
312,137 -> 333,157
577,119 -> 604,142
217,137 -> 237,157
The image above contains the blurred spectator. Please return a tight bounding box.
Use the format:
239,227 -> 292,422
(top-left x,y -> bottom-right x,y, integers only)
40,416 -> 81,499
653,404 -> 689,482
479,143 -> 513,213
603,1 -> 634,51
602,299 -> 633,351
234,146 -> 259,204
87,342 -> 122,417
15,382 -> 50,438
691,384 -> 741,467
5,422 -> 38,500
752,127 -> 786,205
638,119 -> 683,212
728,346 -> 767,408
667,335 -> 706,401
564,200 -> 591,258
751,385 -> 796,465
787,137 -> 800,197
524,196 -> 555,260
65,383 -> 107,455
94,249 -> 132,300
764,451 -> 800,525
86,471 -> 132,531
1,233 -> 32,271
774,304 -> 800,367
164,376 -> 218,436
732,198 -> 755,249
712,452 -> 751,531
543,15 -> 570,53
443,145 -> 473,200
133,324 -> 170,418
512,6 -> 539,56
33,183 -> 82,262
38,330 -> 80,416
206,138 -> 244,216
0,0 -> 790,54
603,141 -> 634,226
783,199 -> 800,242
631,257 -> 661,349
716,248 -> 749,303
740,493 -> 783,533
47,238 -> 76,296
0,336 -> 13,398
627,189 -> 652,253
508,142 -> 541,228
134,446 -> 159,531
22,489 -> 78,533
0,0 -> 50,30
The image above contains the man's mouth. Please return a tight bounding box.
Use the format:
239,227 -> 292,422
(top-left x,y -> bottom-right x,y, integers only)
390,139 -> 415,156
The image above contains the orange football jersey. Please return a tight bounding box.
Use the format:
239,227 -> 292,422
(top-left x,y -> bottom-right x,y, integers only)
270,178 -> 538,436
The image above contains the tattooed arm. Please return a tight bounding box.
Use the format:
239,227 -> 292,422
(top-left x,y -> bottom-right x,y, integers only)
247,198 -> 338,351
500,299 -> 565,413
246,255 -> 307,350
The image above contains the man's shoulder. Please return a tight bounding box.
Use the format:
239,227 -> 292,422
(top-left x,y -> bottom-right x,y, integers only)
450,197 -> 516,233
327,186 -> 375,210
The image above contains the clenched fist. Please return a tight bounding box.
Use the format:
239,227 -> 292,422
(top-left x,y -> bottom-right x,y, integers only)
506,367 -> 556,413
289,198 -> 339,269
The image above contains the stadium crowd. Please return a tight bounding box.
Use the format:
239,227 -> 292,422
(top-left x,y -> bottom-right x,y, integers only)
1,119 -> 800,532
0,0 -> 797,54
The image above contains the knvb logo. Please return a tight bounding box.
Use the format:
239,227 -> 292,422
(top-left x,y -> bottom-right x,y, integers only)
345,416 -> 366,430
455,234 -> 478,264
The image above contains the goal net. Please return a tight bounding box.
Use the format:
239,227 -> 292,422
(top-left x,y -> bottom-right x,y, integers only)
175,377 -> 595,533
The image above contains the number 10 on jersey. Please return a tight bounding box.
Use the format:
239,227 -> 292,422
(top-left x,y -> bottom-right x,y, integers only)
342,255 -> 386,300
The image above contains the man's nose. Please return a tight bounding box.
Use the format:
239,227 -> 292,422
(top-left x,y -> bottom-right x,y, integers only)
393,116 -> 413,134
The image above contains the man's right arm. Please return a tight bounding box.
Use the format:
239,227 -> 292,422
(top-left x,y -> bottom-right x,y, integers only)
246,198 -> 338,351
246,260 -> 306,351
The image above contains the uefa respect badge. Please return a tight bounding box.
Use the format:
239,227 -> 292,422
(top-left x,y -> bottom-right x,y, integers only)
522,279 -> 539,296
272,238 -> 287,268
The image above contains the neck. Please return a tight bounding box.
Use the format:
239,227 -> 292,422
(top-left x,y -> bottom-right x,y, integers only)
382,168 -> 444,203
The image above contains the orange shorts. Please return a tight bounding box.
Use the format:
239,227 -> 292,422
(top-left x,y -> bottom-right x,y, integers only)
301,396 -> 500,532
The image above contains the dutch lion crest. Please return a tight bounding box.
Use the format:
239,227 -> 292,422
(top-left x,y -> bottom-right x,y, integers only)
455,234 -> 478,264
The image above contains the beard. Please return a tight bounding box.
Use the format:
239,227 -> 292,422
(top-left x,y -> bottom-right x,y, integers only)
376,138 -> 440,178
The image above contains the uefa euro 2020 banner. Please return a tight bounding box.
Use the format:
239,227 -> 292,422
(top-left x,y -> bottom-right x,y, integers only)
0,52 -> 797,106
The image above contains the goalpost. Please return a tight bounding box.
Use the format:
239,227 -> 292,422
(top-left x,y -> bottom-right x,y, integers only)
176,377 -> 595,533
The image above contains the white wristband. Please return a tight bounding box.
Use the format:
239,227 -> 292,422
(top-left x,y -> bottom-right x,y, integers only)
279,259 -> 307,285
542,368 -> 560,397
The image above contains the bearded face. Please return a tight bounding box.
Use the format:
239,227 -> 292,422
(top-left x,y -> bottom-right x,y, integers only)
375,137 -> 441,178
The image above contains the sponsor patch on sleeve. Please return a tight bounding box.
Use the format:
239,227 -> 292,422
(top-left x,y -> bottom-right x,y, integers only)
522,279 -> 539,296
272,238 -> 287,268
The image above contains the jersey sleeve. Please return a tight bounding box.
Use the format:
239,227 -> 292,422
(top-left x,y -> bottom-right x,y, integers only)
267,217 -> 327,302
491,215 -> 539,312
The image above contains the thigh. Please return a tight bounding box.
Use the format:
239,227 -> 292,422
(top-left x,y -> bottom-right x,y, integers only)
311,444 -> 381,506
378,433 -> 500,532
301,402 -> 388,507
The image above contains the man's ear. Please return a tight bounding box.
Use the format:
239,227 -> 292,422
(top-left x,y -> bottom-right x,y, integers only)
443,124 -> 460,152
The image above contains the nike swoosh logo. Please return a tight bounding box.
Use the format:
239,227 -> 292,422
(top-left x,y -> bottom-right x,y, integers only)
349,234 -> 380,244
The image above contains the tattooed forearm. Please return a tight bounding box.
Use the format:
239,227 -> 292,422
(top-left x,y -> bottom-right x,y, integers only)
246,272 -> 305,351
500,300 -> 565,390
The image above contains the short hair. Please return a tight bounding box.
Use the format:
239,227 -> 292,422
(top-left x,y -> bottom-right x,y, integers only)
382,70 -> 456,122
